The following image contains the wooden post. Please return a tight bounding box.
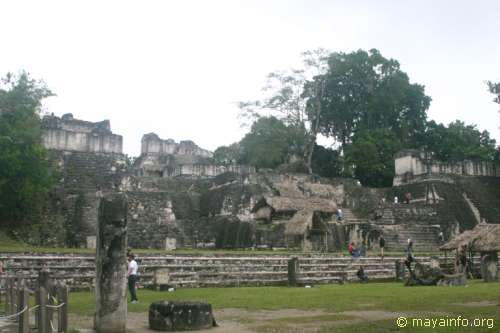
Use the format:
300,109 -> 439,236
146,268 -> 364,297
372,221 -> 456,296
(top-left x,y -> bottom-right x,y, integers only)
18,282 -> 29,333
38,286 -> 49,333
4,277 -> 11,314
47,284 -> 56,333
9,278 -> 16,315
57,282 -> 69,333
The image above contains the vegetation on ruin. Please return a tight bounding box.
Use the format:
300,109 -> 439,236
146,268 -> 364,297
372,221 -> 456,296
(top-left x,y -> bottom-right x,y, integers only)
424,120 -> 497,162
68,281 -> 499,332
216,49 -> 500,187
0,72 -> 55,231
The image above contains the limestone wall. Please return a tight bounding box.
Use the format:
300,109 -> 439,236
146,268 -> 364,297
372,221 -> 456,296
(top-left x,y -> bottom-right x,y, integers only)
4,253 -> 494,289
394,150 -> 500,185
41,151 -> 128,247
41,114 -> 123,154
141,133 -> 212,157
0,254 -> 414,289
135,134 -> 254,178
173,164 -> 254,178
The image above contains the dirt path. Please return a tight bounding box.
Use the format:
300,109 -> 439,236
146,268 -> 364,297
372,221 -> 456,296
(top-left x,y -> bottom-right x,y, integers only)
73,308 -> 423,333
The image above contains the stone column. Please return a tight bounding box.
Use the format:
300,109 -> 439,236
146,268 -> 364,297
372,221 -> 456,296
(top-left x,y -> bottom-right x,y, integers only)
287,257 -> 300,286
481,251 -> 498,282
95,194 -> 128,333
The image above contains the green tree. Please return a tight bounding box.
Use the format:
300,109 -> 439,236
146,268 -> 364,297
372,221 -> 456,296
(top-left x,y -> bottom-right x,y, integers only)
239,49 -> 329,173
424,120 -> 496,161
345,129 -> 402,187
487,81 -> 500,107
213,143 -> 242,165
0,72 -> 54,228
311,144 -> 343,178
239,116 -> 306,169
487,81 -> 500,129
315,49 -> 431,151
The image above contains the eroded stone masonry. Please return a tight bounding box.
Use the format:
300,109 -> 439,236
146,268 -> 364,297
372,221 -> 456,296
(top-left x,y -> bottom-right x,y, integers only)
38,114 -> 500,251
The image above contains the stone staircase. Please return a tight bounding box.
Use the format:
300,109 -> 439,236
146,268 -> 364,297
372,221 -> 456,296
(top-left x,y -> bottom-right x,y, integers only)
378,207 -> 395,224
58,151 -> 125,194
370,203 -> 442,251
340,208 -> 369,224
380,224 -> 441,251
458,177 -> 500,224
2,253 -> 498,289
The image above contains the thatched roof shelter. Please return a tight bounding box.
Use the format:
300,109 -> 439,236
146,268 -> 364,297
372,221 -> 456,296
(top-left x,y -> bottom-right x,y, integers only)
439,223 -> 496,251
265,196 -> 336,214
471,224 -> 500,252
284,210 -> 314,236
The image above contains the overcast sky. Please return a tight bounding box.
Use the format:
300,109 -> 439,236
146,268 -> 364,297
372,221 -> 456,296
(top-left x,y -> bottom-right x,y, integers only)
1,0 -> 499,156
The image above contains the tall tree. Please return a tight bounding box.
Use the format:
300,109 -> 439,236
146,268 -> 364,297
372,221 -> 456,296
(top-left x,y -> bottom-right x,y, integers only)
487,81 -> 500,129
315,49 -> 431,151
0,72 -> 54,228
424,120 -> 497,161
239,49 -> 329,173
238,116 -> 305,169
213,143 -> 242,165
345,129 -> 402,187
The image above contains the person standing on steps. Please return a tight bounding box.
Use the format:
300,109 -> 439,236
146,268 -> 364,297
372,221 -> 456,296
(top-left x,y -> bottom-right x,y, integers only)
127,253 -> 139,304
404,192 -> 411,204
336,208 -> 344,221
379,236 -> 386,261
407,238 -> 414,256
438,231 -> 444,244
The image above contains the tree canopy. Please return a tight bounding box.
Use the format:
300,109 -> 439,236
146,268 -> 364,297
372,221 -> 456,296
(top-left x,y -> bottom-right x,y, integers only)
237,116 -> 306,169
314,49 -> 431,150
345,128 -> 402,187
235,49 -> 498,187
424,120 -> 497,162
0,72 -> 54,227
239,49 -> 329,172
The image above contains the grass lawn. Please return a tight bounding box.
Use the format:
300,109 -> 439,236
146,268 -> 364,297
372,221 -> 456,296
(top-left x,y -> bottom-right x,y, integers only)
69,280 -> 500,333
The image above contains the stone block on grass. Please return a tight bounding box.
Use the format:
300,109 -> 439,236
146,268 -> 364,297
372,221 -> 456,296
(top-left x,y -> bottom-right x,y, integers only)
149,301 -> 216,331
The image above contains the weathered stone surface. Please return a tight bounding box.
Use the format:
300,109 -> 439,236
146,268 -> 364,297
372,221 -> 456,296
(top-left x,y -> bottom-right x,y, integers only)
394,149 -> 500,186
405,261 -> 445,286
42,113 -> 123,154
287,257 -> 300,287
95,194 -> 128,333
149,301 -> 215,331
36,113 -> 500,253
437,273 -> 467,286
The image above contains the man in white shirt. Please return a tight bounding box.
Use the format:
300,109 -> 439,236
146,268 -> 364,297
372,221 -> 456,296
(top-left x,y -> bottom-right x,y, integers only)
127,254 -> 139,303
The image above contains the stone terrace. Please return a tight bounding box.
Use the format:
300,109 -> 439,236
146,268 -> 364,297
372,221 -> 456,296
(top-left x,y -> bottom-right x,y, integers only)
2,253 -> 491,290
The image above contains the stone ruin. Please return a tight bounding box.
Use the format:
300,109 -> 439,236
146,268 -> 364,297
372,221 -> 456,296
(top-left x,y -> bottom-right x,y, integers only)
133,132 -> 253,178
38,114 -> 500,252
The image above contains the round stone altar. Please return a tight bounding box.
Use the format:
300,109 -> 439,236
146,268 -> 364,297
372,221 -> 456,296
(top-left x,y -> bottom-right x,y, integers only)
149,301 -> 216,331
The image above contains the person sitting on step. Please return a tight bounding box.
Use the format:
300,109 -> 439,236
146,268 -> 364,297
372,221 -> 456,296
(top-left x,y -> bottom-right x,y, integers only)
357,266 -> 368,283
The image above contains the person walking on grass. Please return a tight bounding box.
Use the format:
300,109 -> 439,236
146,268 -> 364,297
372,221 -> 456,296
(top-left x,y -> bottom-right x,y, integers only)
127,254 -> 139,304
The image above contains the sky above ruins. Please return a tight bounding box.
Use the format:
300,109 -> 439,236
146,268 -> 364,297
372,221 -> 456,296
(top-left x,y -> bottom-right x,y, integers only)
1,0 -> 500,156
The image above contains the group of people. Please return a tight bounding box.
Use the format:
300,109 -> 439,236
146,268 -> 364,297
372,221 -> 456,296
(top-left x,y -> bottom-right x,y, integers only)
394,192 -> 412,205
348,236 -> 386,260
348,241 -> 366,258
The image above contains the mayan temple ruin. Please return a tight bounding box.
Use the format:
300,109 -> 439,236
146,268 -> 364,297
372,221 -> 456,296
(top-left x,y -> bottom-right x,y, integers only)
37,114 -> 500,253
